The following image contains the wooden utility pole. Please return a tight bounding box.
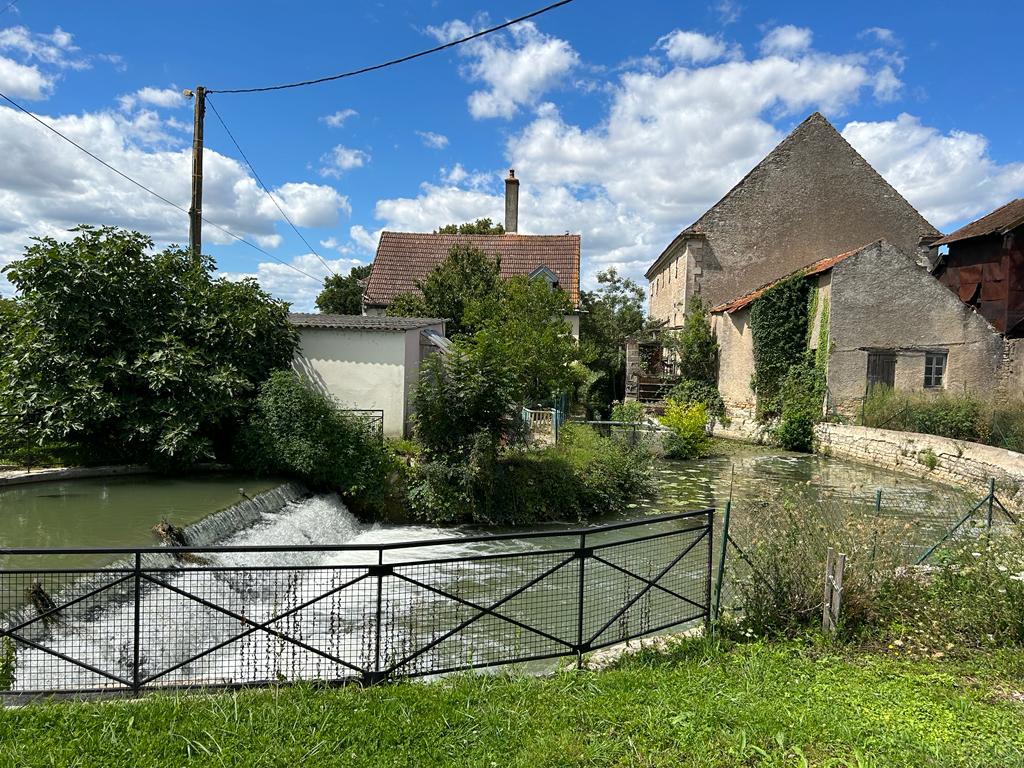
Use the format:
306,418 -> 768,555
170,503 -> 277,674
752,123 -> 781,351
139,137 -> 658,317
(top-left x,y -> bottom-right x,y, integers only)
186,86 -> 206,256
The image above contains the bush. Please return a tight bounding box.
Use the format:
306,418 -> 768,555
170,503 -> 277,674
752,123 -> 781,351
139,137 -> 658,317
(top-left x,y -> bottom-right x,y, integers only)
406,424 -> 653,526
659,400 -> 711,459
234,371 -> 394,514
610,400 -> 647,424
773,360 -> 824,452
666,379 -> 727,428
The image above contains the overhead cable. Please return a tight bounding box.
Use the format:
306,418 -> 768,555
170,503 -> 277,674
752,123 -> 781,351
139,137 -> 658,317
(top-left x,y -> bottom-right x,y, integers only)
208,0 -> 575,95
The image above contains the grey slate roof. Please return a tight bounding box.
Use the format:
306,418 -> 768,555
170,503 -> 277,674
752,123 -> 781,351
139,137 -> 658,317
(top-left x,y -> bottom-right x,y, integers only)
288,313 -> 445,331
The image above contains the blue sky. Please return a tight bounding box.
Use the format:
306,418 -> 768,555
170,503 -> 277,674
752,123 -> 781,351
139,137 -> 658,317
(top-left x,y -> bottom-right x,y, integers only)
1,0 -> 1022,309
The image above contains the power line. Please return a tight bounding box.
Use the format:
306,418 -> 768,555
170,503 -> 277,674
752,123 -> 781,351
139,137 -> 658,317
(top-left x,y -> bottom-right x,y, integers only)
206,95 -> 338,277
208,0 -> 575,95
0,1 -> 19,16
0,89 -> 321,283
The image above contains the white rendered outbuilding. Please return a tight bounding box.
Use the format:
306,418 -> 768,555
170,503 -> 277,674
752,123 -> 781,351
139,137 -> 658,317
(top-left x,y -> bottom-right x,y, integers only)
288,314 -> 448,437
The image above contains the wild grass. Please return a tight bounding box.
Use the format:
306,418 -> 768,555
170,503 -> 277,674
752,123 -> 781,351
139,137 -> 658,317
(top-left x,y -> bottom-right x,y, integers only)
2,641 -> 1022,767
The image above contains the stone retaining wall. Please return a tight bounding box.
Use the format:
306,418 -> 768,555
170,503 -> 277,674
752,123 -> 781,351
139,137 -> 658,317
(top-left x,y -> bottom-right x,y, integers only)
814,423 -> 1024,513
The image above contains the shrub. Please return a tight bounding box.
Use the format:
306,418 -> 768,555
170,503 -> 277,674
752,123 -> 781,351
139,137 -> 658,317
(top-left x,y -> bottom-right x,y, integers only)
234,371 -> 394,514
773,359 -> 824,452
660,400 -> 711,459
662,297 -> 718,384
610,400 -> 647,424
666,379 -> 727,428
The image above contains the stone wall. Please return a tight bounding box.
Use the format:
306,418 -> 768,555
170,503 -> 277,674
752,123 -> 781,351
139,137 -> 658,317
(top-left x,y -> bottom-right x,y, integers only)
814,423 -> 1024,513
1002,338 -> 1024,398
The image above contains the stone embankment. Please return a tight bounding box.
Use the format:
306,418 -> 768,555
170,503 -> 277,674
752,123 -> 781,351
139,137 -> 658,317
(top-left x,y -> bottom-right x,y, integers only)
814,423 -> 1024,513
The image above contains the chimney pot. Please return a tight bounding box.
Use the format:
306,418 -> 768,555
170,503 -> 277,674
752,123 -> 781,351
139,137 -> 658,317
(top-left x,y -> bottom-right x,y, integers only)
504,169 -> 520,233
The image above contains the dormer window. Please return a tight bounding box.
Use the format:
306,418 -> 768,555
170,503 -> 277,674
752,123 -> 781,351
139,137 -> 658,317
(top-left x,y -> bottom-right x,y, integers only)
528,265 -> 560,290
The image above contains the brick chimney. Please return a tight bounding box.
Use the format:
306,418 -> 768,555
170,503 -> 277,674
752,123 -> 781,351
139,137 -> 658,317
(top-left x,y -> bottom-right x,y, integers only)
504,169 -> 519,233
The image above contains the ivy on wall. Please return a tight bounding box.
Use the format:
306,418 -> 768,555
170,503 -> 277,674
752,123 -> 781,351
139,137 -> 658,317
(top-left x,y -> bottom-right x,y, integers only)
814,296 -> 830,373
749,274 -> 813,419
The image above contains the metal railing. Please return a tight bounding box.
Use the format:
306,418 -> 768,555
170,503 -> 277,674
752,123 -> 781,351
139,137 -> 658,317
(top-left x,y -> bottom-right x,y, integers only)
343,408 -> 385,441
0,510 -> 713,696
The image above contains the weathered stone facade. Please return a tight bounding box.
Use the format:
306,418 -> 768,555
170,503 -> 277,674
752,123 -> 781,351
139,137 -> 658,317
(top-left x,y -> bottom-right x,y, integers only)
646,112 -> 939,327
815,423 -> 1024,513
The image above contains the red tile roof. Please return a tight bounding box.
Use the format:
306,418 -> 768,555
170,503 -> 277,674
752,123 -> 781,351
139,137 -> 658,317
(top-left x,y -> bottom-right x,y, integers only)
711,245 -> 865,314
933,198 -> 1024,246
364,232 -> 581,308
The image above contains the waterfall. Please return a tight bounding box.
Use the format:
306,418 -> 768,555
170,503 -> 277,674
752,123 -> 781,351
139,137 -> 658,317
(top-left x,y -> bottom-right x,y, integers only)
181,482 -> 307,547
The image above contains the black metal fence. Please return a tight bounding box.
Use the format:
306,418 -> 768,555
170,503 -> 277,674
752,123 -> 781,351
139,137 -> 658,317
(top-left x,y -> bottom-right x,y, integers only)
0,510 -> 712,696
343,408 -> 385,440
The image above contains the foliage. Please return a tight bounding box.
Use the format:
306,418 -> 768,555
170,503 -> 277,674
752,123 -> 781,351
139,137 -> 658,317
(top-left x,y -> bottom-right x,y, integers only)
659,401 -> 712,459
577,268 -> 647,413
610,400 -> 647,424
662,296 -> 718,385
434,218 -> 505,235
465,275 -> 577,404
0,637 -> 15,692
407,423 -> 653,525
749,274 -> 812,419
386,245 -> 501,337
0,227 -> 297,467
861,387 -> 1024,452
314,264 -> 372,315
4,644 -> 1024,767
233,371 -> 393,513
666,379 -> 727,428
772,358 -> 825,452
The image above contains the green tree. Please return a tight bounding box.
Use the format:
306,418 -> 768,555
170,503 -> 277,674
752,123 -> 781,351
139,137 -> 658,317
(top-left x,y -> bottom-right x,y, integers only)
386,245 -> 501,337
664,296 -> 719,384
434,218 -> 505,235
578,269 -> 646,411
0,226 -> 297,466
315,264 -> 371,315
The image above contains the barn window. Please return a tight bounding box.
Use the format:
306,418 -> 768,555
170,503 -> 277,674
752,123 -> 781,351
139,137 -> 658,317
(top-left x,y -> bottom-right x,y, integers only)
924,352 -> 947,389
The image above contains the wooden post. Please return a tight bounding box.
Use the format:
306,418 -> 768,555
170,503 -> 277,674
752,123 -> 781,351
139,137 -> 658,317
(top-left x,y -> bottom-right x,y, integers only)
822,547 -> 846,634
821,547 -> 834,633
188,85 -> 206,256
987,477 -> 996,529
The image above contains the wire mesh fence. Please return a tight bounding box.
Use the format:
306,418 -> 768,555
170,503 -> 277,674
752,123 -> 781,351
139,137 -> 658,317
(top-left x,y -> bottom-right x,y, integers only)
0,510 -> 713,696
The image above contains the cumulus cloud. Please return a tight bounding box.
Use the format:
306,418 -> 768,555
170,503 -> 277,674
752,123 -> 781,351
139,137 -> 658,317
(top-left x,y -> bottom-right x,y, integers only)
219,253 -> 365,311
658,30 -> 727,65
256,182 -> 350,228
416,130 -> 449,149
117,86 -> 186,112
759,25 -> 813,56
0,25 -> 84,69
427,19 -> 578,119
860,27 -> 898,45
320,144 -> 370,177
842,113 -> 1024,227
0,55 -> 53,99
321,108 -> 357,128
349,224 -> 379,253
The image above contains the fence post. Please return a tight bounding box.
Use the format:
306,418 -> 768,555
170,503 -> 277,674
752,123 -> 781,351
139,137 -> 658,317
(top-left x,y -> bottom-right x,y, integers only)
576,532 -> 586,669
705,510 -> 714,635
132,551 -> 142,694
711,501 -> 731,628
822,547 -> 846,635
372,549 -> 384,684
987,477 -> 996,529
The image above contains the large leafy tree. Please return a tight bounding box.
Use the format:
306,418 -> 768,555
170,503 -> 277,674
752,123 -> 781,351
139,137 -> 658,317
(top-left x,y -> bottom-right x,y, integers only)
0,226 -> 297,466
434,218 -> 505,235
578,268 -> 646,410
663,296 -> 719,384
315,264 -> 371,315
387,245 -> 501,337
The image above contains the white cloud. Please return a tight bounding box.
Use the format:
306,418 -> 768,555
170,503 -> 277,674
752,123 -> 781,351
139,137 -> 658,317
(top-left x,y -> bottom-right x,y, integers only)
321,108 -> 357,128
0,55 -> 53,99
842,113 -> 1024,227
320,144 -> 369,177
860,27 -> 898,45
872,66 -> 901,101
428,19 -> 578,120
349,224 -> 379,253
0,104 -> 351,296
416,130 -> 449,149
658,30 -> 727,65
118,86 -> 186,112
712,1 -> 742,25
0,25 -> 84,69
219,253 -> 364,311
759,25 -> 813,57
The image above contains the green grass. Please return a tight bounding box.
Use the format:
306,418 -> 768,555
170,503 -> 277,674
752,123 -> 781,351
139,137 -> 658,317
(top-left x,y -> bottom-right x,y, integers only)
2,642 -> 1023,767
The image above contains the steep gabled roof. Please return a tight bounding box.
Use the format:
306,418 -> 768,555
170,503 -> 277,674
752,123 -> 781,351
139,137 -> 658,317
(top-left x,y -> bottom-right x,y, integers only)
933,198 -> 1024,246
711,243 -> 868,314
364,232 -> 581,308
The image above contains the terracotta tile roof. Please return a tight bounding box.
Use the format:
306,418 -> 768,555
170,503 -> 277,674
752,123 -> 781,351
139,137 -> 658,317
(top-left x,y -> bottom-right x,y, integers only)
364,232 -> 581,308
933,199 -> 1024,246
288,313 -> 444,331
711,245 -> 866,314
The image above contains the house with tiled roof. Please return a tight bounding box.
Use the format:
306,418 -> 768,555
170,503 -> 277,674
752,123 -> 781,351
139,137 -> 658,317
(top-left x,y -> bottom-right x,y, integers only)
363,171 -> 582,338
708,240 -> 1011,433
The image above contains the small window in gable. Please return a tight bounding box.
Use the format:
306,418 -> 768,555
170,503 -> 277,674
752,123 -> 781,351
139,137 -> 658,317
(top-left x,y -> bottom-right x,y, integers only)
528,265 -> 560,290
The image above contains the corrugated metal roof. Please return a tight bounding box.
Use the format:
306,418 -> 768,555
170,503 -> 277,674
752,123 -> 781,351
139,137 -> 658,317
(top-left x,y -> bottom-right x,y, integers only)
364,231 -> 581,307
933,199 -> 1024,246
288,313 -> 445,331
710,245 -> 865,314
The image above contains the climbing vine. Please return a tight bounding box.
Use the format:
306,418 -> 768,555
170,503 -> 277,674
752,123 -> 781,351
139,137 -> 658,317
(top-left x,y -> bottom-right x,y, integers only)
814,296 -> 830,373
749,274 -> 813,419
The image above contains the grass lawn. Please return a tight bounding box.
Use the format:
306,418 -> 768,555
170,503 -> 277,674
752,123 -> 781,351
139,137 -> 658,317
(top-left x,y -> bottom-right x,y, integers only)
2,641 -> 1022,767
